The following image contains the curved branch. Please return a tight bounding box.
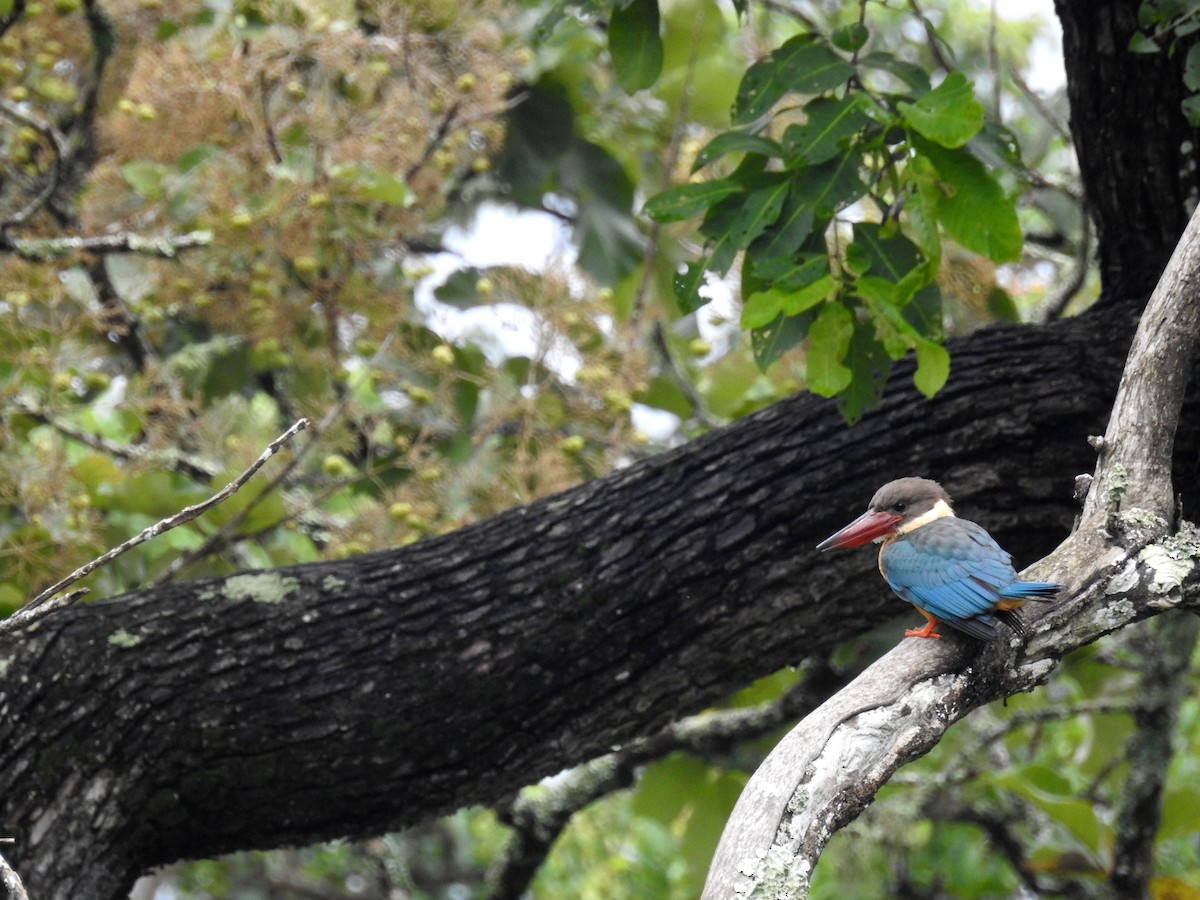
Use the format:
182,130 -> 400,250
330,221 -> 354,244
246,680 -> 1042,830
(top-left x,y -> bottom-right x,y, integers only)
702,202 -> 1200,899
0,98 -> 67,229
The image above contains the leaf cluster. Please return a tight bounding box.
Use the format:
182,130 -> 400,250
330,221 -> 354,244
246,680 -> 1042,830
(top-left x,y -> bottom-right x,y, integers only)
644,30 -> 1025,420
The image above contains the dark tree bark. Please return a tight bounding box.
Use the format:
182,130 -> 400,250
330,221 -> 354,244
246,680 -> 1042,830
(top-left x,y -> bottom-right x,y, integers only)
1,1 -> 1198,899
1055,0 -> 1200,299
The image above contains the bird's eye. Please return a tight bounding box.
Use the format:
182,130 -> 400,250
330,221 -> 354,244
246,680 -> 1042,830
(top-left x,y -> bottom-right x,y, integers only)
893,502 -> 907,513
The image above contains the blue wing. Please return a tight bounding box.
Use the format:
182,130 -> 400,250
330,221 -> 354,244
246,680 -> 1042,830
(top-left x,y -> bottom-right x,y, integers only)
881,518 -> 1020,626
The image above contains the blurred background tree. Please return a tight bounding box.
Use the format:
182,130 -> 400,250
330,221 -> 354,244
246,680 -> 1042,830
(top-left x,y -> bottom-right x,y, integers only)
5,0 -> 1195,898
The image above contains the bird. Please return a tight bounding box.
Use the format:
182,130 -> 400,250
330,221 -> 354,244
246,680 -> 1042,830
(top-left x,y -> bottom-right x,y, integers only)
816,477 -> 1060,641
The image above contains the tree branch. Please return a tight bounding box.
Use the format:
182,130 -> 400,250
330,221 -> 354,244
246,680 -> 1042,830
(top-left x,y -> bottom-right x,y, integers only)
702,202 -> 1200,899
16,417 -> 309,619
0,850 -> 29,900
0,98 -> 68,229
1108,612 -> 1200,896
0,229 -> 213,261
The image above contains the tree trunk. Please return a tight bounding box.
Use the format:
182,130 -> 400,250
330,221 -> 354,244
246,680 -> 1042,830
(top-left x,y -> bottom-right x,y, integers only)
1055,0 -> 1200,300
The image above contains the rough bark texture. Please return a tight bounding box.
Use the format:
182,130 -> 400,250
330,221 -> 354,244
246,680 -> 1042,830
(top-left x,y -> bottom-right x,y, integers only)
1055,0 -> 1200,300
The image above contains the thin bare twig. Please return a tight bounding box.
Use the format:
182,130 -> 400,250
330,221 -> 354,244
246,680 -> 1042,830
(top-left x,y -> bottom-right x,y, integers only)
24,418 -> 309,612
0,98 -> 68,228
650,322 -> 720,429
13,402 -> 218,481
150,333 -> 396,585
1,229 -> 213,261
0,589 -> 89,637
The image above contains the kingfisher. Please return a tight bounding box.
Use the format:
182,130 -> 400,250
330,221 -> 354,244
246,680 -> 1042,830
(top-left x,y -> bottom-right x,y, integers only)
816,477 -> 1060,641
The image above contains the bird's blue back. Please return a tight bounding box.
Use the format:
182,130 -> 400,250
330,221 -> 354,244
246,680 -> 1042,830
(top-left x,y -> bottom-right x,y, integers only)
880,517 -> 1052,624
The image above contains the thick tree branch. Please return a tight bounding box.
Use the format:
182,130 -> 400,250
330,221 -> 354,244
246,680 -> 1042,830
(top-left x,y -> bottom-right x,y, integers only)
701,202 -> 1200,899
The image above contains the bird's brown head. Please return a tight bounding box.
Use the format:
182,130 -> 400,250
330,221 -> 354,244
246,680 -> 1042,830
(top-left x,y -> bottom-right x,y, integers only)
817,477 -> 954,550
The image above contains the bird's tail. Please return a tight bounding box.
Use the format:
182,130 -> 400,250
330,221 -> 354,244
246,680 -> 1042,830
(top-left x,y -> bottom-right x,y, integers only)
1003,581 -> 1061,602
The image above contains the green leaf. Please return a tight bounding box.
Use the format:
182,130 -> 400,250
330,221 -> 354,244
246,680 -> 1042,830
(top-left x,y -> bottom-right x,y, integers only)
857,51 -> 931,93
642,179 -> 740,222
750,193 -> 815,259
1127,31 -> 1161,53
1183,94 -> 1200,126
1185,43 -> 1200,91
837,321 -> 892,422
741,261 -> 833,328
782,95 -> 870,165
0,0 -> 13,15
692,131 -> 781,171
673,259 -> 710,313
806,302 -> 854,396
609,0 -> 664,93
354,167 -> 413,206
831,22 -> 869,53
899,72 -> 984,149
789,150 -> 867,217
715,177 -> 790,252
750,308 -> 816,369
734,34 -> 854,124
913,339 -> 950,396
913,136 -> 1023,262
120,161 -> 168,200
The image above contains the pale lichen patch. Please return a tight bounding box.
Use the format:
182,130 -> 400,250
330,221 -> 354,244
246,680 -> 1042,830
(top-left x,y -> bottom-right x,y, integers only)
741,845 -> 810,899
321,574 -> 346,592
222,572 -> 299,603
107,629 -> 142,648
1105,558 -> 1140,595
1116,507 -> 1167,532
1139,520 -> 1200,596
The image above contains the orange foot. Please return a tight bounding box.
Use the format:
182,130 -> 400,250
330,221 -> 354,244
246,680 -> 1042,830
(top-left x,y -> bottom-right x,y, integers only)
904,619 -> 943,640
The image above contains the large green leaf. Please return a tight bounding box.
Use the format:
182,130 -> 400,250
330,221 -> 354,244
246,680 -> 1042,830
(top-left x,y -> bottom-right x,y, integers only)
857,50 -> 931,93
913,136 -> 1023,262
913,339 -> 950,396
673,259 -> 710,313
752,202 -> 815,262
783,95 -> 871,165
741,257 -> 833,328
734,34 -> 854,124
789,149 -> 867,217
609,0 -> 663,93
713,176 -> 790,253
899,72 -> 984,149
642,179 -> 741,222
837,321 -> 892,422
692,131 -> 782,171
805,301 -> 854,396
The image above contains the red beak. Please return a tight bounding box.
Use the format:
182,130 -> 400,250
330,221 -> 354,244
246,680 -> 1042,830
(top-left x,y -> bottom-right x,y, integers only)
816,509 -> 902,551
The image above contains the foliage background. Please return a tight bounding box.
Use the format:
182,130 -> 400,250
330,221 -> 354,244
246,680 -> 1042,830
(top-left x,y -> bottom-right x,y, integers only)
2,0 -> 1196,897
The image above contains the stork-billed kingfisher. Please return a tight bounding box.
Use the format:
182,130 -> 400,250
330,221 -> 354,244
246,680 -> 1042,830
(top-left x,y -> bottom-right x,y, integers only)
817,477 -> 1060,641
